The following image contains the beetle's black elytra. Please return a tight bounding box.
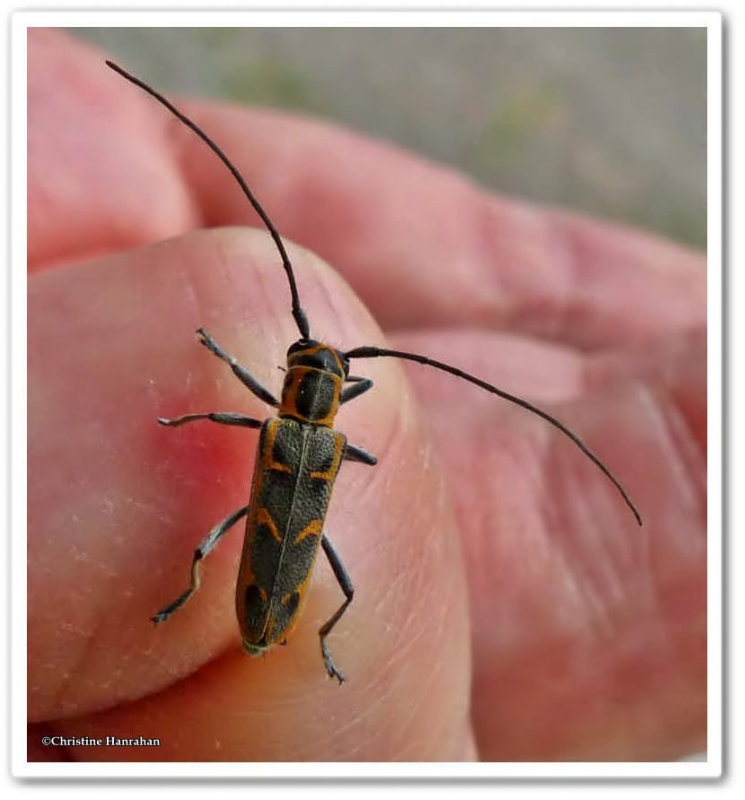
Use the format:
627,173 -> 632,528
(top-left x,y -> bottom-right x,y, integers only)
106,59 -> 640,685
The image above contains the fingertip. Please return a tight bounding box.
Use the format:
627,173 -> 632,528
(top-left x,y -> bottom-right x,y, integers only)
30,228 -> 473,756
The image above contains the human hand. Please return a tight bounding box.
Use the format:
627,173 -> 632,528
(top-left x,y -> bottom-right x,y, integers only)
28,29 -> 706,762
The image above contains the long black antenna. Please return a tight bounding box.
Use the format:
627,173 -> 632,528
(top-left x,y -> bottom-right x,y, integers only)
105,60 -> 310,340
107,60 -> 639,526
346,345 -> 642,526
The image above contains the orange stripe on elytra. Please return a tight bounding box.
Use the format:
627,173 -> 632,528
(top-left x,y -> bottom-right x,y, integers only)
310,434 -> 344,481
264,418 -> 291,473
257,507 -> 283,543
293,519 -> 323,545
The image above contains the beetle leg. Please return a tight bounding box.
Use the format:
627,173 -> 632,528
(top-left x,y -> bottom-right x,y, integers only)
343,443 -> 377,465
158,412 -> 263,428
152,505 -> 249,624
340,378 -> 373,404
319,535 -> 354,684
197,327 -> 279,407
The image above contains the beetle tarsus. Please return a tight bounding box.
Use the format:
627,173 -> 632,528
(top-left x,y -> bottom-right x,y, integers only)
322,644 -> 346,684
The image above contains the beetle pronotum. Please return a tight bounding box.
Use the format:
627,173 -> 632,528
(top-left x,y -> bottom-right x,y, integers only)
107,60 -> 641,684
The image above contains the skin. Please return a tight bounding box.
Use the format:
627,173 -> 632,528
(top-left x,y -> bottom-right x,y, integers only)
28,29 -> 706,762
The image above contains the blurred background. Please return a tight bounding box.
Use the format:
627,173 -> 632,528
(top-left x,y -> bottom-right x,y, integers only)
70,27 -> 706,250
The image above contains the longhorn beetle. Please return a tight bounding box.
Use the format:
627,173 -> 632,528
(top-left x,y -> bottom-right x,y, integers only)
107,60 -> 642,684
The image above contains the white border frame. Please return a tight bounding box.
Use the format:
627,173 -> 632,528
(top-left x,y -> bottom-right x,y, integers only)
10,8 -> 721,781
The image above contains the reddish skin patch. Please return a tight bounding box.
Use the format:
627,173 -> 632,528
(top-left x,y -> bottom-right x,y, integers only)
27,30 -> 705,761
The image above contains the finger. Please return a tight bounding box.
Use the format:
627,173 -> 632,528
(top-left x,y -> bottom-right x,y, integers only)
28,28 -> 198,271
182,103 -> 706,349
397,327 -> 706,759
27,228 -> 473,760
31,30 -> 705,349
